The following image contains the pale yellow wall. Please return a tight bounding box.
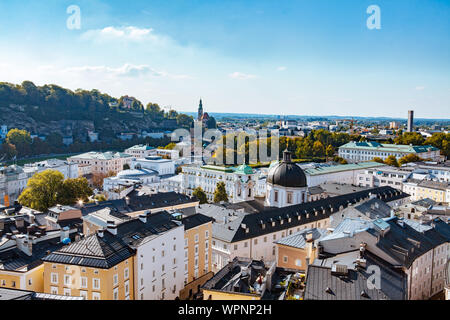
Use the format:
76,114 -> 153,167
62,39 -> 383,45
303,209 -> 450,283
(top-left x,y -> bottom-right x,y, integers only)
0,264 -> 44,292
184,221 -> 212,284
43,257 -> 134,300
276,245 -> 316,271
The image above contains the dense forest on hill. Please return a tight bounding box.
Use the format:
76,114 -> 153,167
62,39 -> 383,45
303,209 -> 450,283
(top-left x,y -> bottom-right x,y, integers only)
0,81 -> 196,125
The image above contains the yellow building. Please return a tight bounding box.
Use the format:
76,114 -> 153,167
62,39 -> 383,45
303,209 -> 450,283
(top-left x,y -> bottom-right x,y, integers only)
0,227 -> 70,293
403,180 -> 449,202
179,214 -> 214,300
42,230 -> 135,300
275,228 -> 326,272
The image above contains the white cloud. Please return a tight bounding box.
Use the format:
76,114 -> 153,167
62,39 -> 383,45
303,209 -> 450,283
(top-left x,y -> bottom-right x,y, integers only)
415,86 -> 425,91
277,66 -> 287,71
229,72 -> 257,80
38,63 -> 190,80
80,26 -> 172,46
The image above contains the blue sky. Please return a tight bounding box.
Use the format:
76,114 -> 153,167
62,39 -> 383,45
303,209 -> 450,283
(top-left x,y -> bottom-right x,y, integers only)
0,0 -> 449,118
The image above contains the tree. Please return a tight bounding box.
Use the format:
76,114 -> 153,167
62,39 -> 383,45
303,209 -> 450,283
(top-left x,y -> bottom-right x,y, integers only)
6,128 -> 32,157
213,182 -> 228,203
0,143 -> 17,160
123,163 -> 130,170
325,145 -> 335,158
59,177 -> 93,205
394,132 -> 425,146
312,141 -> 325,157
373,157 -> 385,164
94,194 -> 107,202
384,155 -> 399,167
18,170 -> 65,211
193,187 -> 208,204
176,113 -> 194,128
92,171 -> 115,190
399,153 -> 422,166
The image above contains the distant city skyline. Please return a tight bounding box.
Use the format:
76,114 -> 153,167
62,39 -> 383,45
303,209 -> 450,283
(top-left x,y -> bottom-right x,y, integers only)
0,0 -> 449,118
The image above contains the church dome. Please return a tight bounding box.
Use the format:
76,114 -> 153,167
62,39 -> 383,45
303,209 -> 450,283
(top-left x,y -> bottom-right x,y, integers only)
267,150 -> 307,188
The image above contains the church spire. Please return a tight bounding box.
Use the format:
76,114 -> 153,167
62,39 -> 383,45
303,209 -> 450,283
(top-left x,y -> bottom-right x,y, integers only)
198,98 -> 203,121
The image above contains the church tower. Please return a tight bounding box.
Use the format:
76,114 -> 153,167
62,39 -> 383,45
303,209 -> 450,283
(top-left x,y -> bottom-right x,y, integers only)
198,99 -> 203,121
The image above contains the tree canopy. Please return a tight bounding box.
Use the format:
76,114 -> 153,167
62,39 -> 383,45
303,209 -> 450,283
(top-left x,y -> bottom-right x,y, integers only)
213,182 -> 228,203
193,187 -> 208,204
18,170 -> 93,211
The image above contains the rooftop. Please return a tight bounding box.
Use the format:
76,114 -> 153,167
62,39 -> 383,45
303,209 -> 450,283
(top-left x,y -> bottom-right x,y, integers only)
339,142 -> 439,153
304,162 -> 386,176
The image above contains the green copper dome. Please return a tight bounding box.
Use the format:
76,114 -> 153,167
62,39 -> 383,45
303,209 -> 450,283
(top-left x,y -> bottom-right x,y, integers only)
234,164 -> 254,175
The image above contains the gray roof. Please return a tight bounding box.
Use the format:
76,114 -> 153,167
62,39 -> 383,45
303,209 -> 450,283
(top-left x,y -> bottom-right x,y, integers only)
275,228 -> 327,249
305,251 -> 407,300
0,288 -> 34,300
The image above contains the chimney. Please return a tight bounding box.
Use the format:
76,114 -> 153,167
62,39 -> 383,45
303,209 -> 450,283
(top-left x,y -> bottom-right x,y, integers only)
139,211 -> 149,223
107,221 -> 117,235
125,197 -> 130,206
15,217 -> 25,229
97,229 -> 104,238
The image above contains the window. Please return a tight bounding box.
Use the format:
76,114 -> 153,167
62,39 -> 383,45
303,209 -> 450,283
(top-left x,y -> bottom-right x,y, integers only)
124,268 -> 129,279
51,273 -> 58,284
28,278 -> 32,286
92,292 -> 101,300
141,263 -> 144,270
283,256 -> 288,263
173,258 -> 177,265
184,238 -> 188,247
195,245 -> 199,254
244,242 -> 248,248
152,285 -> 156,292
162,264 -> 165,272
205,230 -> 209,239
254,239 -> 258,245
234,244 -> 238,250
205,241 -> 209,249
162,278 -> 165,289
63,275 -> 71,286
92,278 -> 100,290
274,191 -> 278,202
80,277 -> 87,289
162,250 -> 165,257
51,286 -> 58,295
64,288 -> 71,296
113,287 -> 119,300
113,274 -> 118,286
79,290 -> 88,299
287,192 -> 293,204
295,259 -> 302,267
195,234 -> 199,243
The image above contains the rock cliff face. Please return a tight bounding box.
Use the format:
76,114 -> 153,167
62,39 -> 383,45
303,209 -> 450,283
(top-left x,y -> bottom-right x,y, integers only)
0,105 -> 163,140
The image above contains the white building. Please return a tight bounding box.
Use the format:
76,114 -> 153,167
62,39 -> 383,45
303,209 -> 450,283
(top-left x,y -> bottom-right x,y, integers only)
356,166 -> 411,190
125,145 -> 155,158
23,159 -> 79,179
103,168 -> 160,200
0,165 -> 33,205
181,164 -> 258,203
127,211 -> 185,300
339,141 -> 441,163
131,156 -> 175,176
303,161 -> 387,187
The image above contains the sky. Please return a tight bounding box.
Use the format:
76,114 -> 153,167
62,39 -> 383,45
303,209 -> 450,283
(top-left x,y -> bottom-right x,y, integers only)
0,0 -> 449,119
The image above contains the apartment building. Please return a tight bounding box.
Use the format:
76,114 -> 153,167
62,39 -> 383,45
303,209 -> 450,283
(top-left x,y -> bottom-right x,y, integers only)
125,144 -> 155,158
0,165 -> 34,206
338,141 -> 440,163
318,217 -> 450,300
42,230 -> 135,300
68,152 -> 132,175
403,179 -> 450,202
23,159 -> 79,179
179,214 -> 214,300
357,167 -> 411,190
